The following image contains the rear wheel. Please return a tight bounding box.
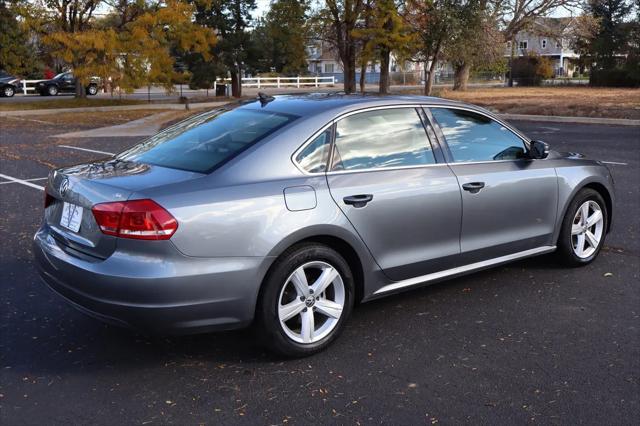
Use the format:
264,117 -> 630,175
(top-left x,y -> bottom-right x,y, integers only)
556,188 -> 607,266
86,84 -> 98,96
3,86 -> 15,97
257,243 -> 354,357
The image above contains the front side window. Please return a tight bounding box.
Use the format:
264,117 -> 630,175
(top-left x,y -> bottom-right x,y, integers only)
295,128 -> 331,173
119,108 -> 297,173
430,108 -> 527,163
331,108 -> 435,171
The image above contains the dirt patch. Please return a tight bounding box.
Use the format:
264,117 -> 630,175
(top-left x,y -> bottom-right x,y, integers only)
0,98 -> 149,111
2,109 -> 178,132
424,87 -> 640,120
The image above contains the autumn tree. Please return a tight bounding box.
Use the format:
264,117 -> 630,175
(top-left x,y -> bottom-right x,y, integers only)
354,0 -> 412,93
405,0 -> 460,95
43,0 -> 216,97
315,0 -> 365,93
445,3 -> 504,91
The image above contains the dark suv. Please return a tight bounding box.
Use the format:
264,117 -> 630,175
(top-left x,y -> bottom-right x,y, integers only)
36,72 -> 99,96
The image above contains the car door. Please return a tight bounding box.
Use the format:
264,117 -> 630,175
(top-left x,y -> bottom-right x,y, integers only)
324,106 -> 462,281
427,106 -> 558,264
61,73 -> 75,92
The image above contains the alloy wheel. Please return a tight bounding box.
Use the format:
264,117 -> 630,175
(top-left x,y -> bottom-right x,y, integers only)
278,261 -> 345,344
571,200 -> 604,259
4,87 -> 14,97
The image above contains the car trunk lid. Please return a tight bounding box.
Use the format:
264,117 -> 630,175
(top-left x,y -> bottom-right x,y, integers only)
45,159 -> 202,259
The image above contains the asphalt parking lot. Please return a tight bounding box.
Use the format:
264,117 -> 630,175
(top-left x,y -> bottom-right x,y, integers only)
0,116 -> 638,425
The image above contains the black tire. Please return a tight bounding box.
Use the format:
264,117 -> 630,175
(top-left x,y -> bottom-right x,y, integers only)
3,86 -> 15,97
86,84 -> 98,96
256,243 -> 355,357
47,85 -> 58,96
556,188 -> 608,266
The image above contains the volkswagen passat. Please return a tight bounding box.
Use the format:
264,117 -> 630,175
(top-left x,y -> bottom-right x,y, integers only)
34,94 -> 614,356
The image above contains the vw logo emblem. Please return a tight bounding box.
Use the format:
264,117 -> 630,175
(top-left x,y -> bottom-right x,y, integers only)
59,177 -> 69,196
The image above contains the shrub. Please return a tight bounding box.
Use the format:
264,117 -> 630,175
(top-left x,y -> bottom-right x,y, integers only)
511,54 -> 555,86
590,56 -> 640,87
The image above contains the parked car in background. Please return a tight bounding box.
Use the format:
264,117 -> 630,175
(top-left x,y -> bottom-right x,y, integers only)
34,94 -> 614,357
36,72 -> 100,96
0,71 -> 20,97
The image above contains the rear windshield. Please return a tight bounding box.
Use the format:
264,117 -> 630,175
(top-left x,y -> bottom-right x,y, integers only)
117,108 -> 297,173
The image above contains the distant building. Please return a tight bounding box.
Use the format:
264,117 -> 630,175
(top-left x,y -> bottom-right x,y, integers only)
506,17 -> 583,77
306,41 -> 425,85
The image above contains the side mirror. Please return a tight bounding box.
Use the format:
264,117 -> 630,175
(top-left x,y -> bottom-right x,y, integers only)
529,140 -> 550,159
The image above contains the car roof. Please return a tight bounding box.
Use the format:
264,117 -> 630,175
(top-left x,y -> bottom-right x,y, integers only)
238,93 -> 480,117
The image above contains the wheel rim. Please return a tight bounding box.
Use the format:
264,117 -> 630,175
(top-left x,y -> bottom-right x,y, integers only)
89,86 -> 97,94
48,86 -> 57,95
571,200 -> 604,259
278,261 -> 345,344
5,87 -> 13,96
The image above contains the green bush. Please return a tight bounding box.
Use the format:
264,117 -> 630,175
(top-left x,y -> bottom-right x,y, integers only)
511,54 -> 555,86
590,56 -> 640,87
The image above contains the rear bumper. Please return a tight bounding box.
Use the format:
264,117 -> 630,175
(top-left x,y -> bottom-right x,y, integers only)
33,225 -> 270,334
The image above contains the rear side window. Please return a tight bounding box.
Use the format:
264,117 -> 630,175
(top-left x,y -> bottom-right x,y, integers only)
431,108 -> 527,162
118,108 -> 297,173
331,108 -> 435,171
295,128 -> 332,173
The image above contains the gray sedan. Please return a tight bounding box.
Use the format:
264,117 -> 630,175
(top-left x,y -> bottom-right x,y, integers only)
34,94 -> 614,356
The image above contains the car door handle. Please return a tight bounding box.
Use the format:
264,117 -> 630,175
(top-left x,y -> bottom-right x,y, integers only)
343,194 -> 373,208
462,182 -> 485,193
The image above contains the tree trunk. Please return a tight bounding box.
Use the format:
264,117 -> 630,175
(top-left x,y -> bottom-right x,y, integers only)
231,68 -> 241,97
359,62 -> 367,93
453,62 -> 470,91
379,48 -> 390,94
424,59 -> 437,96
508,36 -> 515,87
75,82 -> 86,98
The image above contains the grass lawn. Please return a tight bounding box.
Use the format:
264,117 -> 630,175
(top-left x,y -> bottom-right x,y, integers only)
0,98 -> 149,111
431,87 -> 640,120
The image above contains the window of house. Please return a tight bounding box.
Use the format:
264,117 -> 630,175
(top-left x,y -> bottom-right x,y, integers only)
430,108 -> 527,163
325,63 -> 334,73
331,108 -> 435,171
541,39 -> 547,49
518,40 -> 528,50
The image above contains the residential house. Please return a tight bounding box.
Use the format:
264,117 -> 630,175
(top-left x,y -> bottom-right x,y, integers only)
506,17 -> 583,77
306,41 -> 425,85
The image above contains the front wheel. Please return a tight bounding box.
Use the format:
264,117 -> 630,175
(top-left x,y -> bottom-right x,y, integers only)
86,85 -> 98,96
257,243 -> 354,357
556,188 -> 607,266
47,85 -> 58,96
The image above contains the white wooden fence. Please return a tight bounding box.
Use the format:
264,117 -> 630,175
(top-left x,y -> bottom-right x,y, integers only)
20,80 -> 45,95
209,76 -> 334,96
13,75 -> 335,96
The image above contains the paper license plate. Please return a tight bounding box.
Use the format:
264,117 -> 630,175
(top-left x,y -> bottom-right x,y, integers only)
60,202 -> 83,232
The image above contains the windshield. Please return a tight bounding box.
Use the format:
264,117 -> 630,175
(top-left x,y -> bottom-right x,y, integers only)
53,72 -> 70,79
118,108 -> 298,173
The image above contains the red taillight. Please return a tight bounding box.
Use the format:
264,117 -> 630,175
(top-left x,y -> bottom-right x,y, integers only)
44,190 -> 54,209
91,199 -> 178,240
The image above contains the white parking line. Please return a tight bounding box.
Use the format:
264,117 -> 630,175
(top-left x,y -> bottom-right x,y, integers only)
601,161 -> 628,166
59,145 -> 114,156
0,173 -> 45,191
0,177 -> 47,185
